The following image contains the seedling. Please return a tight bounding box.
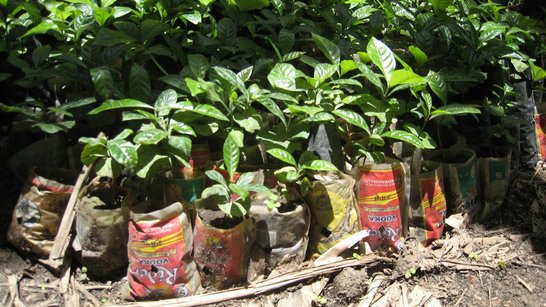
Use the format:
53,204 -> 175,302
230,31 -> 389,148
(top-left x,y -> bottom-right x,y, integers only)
404,266 -> 417,279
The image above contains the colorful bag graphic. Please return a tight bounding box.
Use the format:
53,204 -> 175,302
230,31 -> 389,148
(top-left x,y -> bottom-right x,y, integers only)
356,163 -> 405,252
535,113 -> 546,160
408,165 -> 447,246
305,172 -> 361,255
127,202 -> 201,300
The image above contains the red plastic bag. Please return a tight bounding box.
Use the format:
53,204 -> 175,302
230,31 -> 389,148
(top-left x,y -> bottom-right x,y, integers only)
356,162 -> 405,252
127,202 -> 201,300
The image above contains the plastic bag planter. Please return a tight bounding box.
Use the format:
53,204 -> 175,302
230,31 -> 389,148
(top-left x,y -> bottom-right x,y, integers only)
305,172 -> 361,256
7,168 -> 76,257
73,177 -> 131,278
193,204 -> 255,289
165,168 -> 206,204
127,202 -> 201,300
474,147 -> 511,221
424,148 -> 478,223
249,193 -> 310,269
408,164 -> 447,246
356,162 -> 406,252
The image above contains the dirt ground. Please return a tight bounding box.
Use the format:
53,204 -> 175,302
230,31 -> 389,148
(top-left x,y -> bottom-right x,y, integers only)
0,167 -> 545,307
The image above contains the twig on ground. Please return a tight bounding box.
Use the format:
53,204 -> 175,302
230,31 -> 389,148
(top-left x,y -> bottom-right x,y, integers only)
488,286 -> 492,307
75,279 -> 102,306
516,276 -> 533,293
511,261 -> 546,271
85,285 -> 114,290
440,260 -> 496,271
454,289 -> 467,307
357,275 -> 384,307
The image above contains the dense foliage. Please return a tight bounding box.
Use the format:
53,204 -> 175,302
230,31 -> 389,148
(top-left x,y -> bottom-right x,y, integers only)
1,1 -> 545,215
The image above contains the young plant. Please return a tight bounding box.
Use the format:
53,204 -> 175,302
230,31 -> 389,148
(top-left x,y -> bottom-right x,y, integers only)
266,148 -> 338,207
200,131 -> 274,218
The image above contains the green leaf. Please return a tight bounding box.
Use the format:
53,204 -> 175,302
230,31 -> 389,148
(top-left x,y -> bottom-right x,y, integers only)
381,130 -> 428,149
185,78 -> 204,96
312,33 -> 340,64
268,63 -> 296,91
168,135 -> 192,160
238,66 -> 253,83
217,18 -> 237,43
129,63 -> 151,102
193,104 -> 229,121
286,104 -> 323,116
232,0 -> 269,11
267,148 -> 297,166
201,184 -> 229,199
367,37 -> 396,84
95,157 -> 122,178
369,134 -> 385,146
531,62 -> 546,81
332,108 -> 370,134
33,122 -> 74,134
274,166 -> 300,183
229,183 -> 250,200
107,139 -> 138,170
155,89 -> 178,116
93,28 -> 135,46
355,62 -> 383,92
80,142 -> 106,165
32,45 -> 51,67
278,29 -> 295,54
301,160 -> 338,171
427,71 -> 447,104
187,54 -> 209,79
389,70 -> 424,88
306,112 -> 335,123
205,170 -> 228,187
134,129 -> 168,145
314,63 -> 338,84
213,66 -> 248,99
140,19 -> 168,43
170,120 -> 196,136
282,51 -> 306,62
89,99 -> 153,115
408,45 -> 428,66
94,7 -> 113,26
22,20 -> 60,38
340,60 -> 357,75
233,112 -> 261,133
114,128 -> 133,140
90,67 -> 114,99
134,147 -> 170,178
430,104 -> 481,119
228,129 -> 245,148
218,201 -> 247,218
224,132 -> 241,181
257,97 -> 286,126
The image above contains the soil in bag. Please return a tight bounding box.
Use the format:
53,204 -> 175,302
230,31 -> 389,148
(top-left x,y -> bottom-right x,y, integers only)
193,207 -> 254,290
7,168 -> 76,257
356,162 -> 405,252
127,202 -> 201,300
249,192 -> 310,270
74,177 -> 131,278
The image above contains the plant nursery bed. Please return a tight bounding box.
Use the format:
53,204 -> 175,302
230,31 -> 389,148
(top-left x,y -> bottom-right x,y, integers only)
0,168 -> 545,307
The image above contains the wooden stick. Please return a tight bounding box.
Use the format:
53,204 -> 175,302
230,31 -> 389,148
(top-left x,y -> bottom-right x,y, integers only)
47,162 -> 93,269
357,275 -> 384,307
440,260 -> 496,270
454,289 -> 466,307
516,276 -> 533,293
111,255 -> 393,307
75,279 -> 103,306
511,261 -> 546,271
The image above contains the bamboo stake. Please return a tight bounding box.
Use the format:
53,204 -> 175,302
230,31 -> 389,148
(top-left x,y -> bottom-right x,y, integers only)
111,255 -> 394,307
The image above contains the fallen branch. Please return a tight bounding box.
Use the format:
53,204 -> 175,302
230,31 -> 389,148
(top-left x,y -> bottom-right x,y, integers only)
453,289 -> 466,307
112,255 -> 394,307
